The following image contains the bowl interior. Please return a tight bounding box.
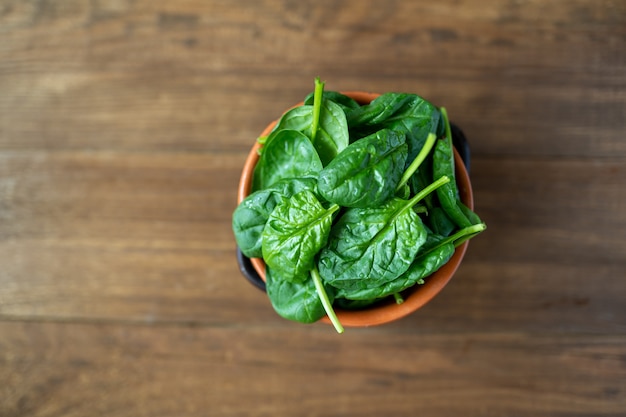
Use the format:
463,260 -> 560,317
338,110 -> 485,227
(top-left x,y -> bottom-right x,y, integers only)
237,91 -> 474,327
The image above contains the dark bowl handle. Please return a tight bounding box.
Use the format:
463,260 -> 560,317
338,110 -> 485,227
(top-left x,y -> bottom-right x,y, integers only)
236,123 -> 471,292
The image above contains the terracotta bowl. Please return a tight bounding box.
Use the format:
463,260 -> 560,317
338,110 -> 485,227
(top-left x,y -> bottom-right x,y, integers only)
237,91 -> 474,327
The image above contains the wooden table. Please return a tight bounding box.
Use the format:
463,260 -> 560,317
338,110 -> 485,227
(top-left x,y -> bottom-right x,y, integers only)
1,1 -> 625,416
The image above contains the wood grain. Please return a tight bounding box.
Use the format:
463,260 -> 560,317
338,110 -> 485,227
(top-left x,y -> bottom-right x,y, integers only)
1,0 -> 624,156
1,0 -> 625,416
2,321 -> 625,417
1,152 -> 624,333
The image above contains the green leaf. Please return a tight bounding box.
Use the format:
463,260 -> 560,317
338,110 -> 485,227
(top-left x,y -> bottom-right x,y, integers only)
265,267 -> 331,324
347,93 -> 440,167
317,129 -> 407,208
232,177 -> 318,258
347,93 -> 417,126
314,99 -> 350,165
427,206 -> 457,237
318,176 -> 450,290
252,130 -> 323,191
433,108 -> 478,229
304,90 -> 361,113
334,243 -> 455,300
261,100 -> 349,166
318,197 -> 427,290
262,190 -> 339,282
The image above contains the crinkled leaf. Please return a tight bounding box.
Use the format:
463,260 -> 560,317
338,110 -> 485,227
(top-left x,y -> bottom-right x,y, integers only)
318,129 -> 407,208
347,93 -> 417,126
335,243 -> 455,300
262,190 -> 337,282
318,197 -> 427,290
232,177 -> 317,258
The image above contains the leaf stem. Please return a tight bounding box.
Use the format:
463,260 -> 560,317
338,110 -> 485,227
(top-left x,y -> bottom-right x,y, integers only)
393,293 -> 404,304
452,223 -> 487,247
311,266 -> 344,334
390,175 -> 450,226
439,223 -> 487,249
440,107 -> 452,144
310,77 -> 325,146
396,132 -> 437,192
407,175 -> 450,209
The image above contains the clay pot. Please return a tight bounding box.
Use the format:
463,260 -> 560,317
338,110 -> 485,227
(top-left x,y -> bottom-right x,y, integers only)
237,91 -> 474,327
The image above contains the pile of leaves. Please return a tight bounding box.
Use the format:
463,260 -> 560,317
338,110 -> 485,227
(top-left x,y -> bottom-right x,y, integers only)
233,78 -> 485,333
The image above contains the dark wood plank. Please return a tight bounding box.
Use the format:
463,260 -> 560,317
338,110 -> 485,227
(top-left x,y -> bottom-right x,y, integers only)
1,321 -> 625,417
0,151 -> 277,325
1,1 -> 625,416
1,152 -> 624,334
1,0 -> 624,157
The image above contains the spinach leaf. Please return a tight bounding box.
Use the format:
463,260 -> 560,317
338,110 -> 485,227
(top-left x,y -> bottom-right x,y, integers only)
334,243 -> 455,300
433,108 -> 476,228
252,130 -> 323,191
345,93 -> 441,192
317,129 -> 407,208
347,93 -> 417,127
232,177 -> 318,258
262,190 -> 339,282
318,176 -> 450,290
265,266 -> 331,324
422,223 -> 487,253
318,197 -> 427,290
347,93 -> 440,158
333,298 -> 378,310
382,102 -> 440,168
428,206 -> 457,237
261,81 -> 349,166
314,99 -> 351,165
263,106 -> 313,143
304,90 -> 361,113
233,79 -> 488,330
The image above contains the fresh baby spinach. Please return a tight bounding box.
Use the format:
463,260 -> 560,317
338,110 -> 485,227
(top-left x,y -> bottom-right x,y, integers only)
260,78 -> 349,167
317,128 -> 408,208
334,242 -> 455,301
318,176 -> 450,290
232,176 -> 318,258
433,108 -> 483,228
262,190 -> 339,282
265,266 -> 330,324
252,129 -> 323,191
304,90 -> 361,113
232,78 -> 486,333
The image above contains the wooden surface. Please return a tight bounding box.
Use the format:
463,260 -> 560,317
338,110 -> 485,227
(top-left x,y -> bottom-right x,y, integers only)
1,1 -> 625,416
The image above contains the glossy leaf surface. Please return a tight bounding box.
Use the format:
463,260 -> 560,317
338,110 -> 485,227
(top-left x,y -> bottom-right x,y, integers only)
334,242 -> 455,300
265,267 -> 330,323
232,177 -> 318,258
252,130 -> 323,191
318,129 -> 407,208
318,197 -> 427,290
262,190 -> 338,282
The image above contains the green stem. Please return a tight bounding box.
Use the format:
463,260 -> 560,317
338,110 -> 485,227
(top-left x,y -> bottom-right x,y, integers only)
310,77 -> 325,146
393,293 -> 404,305
452,226 -> 486,247
441,223 -> 487,248
406,175 -> 450,209
311,266 -> 344,334
440,107 -> 452,144
396,131 -> 437,192
390,175 -> 450,226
